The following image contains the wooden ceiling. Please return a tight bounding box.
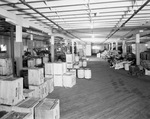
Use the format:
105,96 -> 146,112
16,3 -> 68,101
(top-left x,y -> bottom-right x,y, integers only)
0,0 -> 150,43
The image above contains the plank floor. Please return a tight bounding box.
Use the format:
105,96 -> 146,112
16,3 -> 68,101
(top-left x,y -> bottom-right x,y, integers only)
47,57 -> 150,119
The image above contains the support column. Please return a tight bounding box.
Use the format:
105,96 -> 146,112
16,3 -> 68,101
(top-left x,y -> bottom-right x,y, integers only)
29,33 -> 34,55
109,43 -> 111,51
111,42 -> 114,50
122,40 -> 127,54
50,35 -> 55,62
14,25 -> 23,76
136,34 -> 140,65
10,26 -> 15,76
115,42 -> 118,50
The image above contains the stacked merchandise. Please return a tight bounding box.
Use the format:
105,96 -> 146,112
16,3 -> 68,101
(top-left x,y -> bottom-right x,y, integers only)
0,63 -> 59,119
0,58 -> 12,76
44,62 -> 54,93
76,57 -> 92,80
53,62 -> 66,87
66,54 -> 74,69
0,77 -> 25,117
45,61 -> 76,88
28,68 -> 49,99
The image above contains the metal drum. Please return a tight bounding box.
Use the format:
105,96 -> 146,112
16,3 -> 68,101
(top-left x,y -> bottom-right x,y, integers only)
82,60 -> 87,67
124,63 -> 130,71
77,68 -> 84,79
84,68 -> 91,79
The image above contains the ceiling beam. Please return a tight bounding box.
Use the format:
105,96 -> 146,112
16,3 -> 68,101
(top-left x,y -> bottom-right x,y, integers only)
16,5 -> 146,15
105,0 -> 150,42
19,0 -> 83,42
6,0 -> 135,11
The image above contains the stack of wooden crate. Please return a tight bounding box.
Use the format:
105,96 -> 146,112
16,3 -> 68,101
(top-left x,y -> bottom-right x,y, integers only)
0,77 -> 25,114
28,68 -> 49,99
66,54 -> 74,69
53,62 -> 67,87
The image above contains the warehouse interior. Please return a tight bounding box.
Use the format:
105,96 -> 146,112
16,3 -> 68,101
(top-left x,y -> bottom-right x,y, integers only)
0,0 -> 150,119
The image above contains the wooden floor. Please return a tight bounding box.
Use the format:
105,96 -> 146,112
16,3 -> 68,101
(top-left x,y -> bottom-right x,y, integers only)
47,57 -> 150,119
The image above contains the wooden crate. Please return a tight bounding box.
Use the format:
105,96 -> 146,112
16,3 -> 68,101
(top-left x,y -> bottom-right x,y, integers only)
54,62 -> 64,75
45,77 -> 54,93
23,89 -> 35,98
66,54 -> 73,63
35,58 -> 42,66
0,58 -> 12,76
27,59 -> 35,68
62,62 -> 67,74
29,80 -> 48,99
0,77 -> 24,106
43,57 -> 49,64
28,68 -> 44,85
63,73 -> 74,88
66,63 -> 73,69
13,97 -> 41,119
35,98 -> 60,119
44,63 -> 54,75
54,75 -> 63,87
1,111 -> 33,119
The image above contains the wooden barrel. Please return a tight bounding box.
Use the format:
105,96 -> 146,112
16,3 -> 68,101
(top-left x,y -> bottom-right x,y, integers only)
82,60 -> 87,67
84,68 -> 91,79
77,68 -> 84,79
79,60 -> 83,67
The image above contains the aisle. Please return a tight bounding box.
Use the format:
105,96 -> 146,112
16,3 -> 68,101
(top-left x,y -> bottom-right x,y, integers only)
47,57 -> 150,119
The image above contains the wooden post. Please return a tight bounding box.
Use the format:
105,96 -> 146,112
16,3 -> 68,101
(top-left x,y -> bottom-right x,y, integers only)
111,42 -> 114,50
115,42 -> 118,50
136,34 -> 140,65
10,26 -> 15,76
14,25 -> 23,76
122,40 -> 127,54
51,35 -> 55,62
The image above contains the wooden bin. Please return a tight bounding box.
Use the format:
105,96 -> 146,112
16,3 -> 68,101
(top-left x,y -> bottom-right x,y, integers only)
28,68 -> 44,85
35,98 -> 60,119
13,97 -> 41,119
1,111 -> 33,119
0,77 -> 24,106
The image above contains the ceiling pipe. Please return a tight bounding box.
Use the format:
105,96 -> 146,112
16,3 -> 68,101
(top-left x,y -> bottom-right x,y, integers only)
19,0 -> 83,43
105,0 -> 150,42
